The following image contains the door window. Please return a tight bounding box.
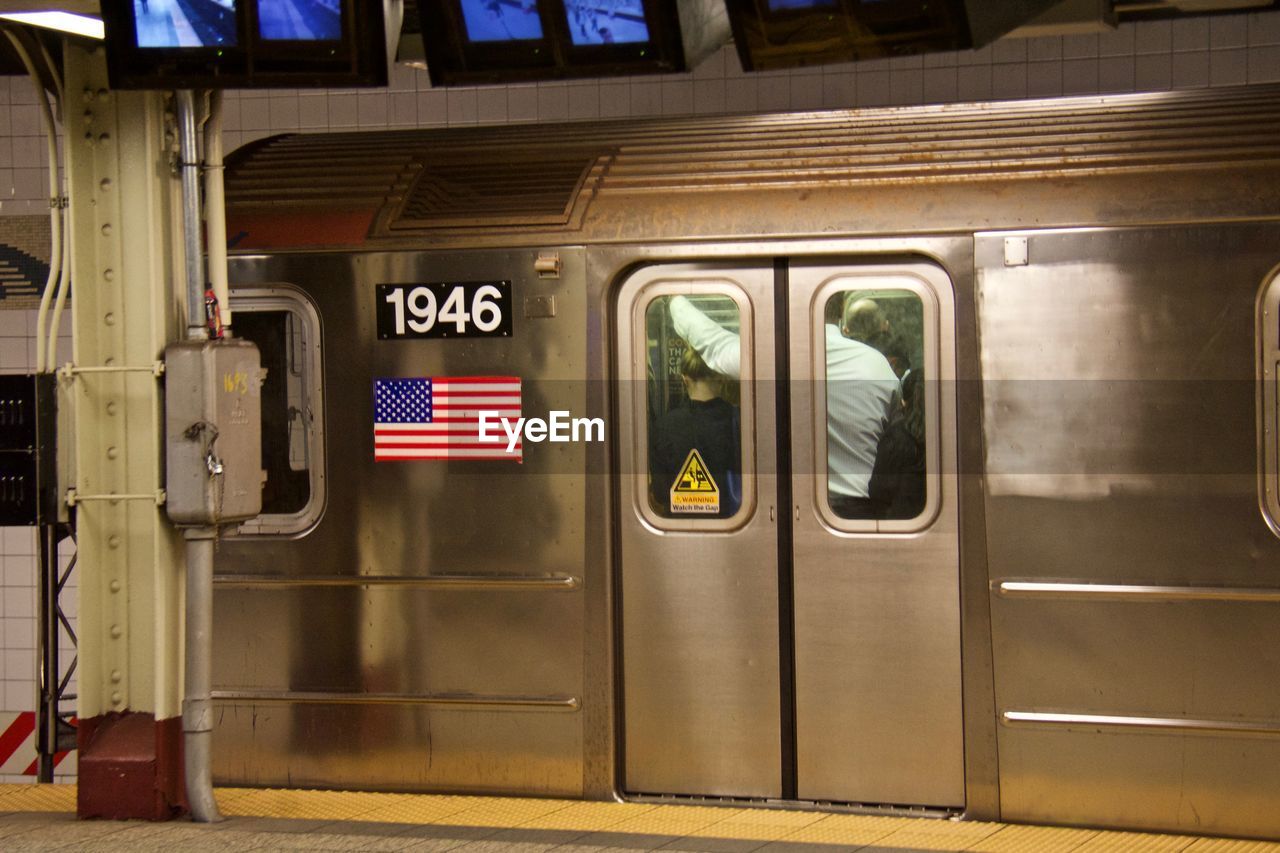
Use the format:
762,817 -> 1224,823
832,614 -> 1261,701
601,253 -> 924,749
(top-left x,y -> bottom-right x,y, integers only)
229,286 -> 326,536
1258,271 -> 1280,537
633,288 -> 754,528
815,280 -> 939,532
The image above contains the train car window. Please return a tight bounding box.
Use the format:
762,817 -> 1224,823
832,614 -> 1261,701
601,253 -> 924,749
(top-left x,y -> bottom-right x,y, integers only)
229,287 -> 326,536
1258,271 -> 1280,537
642,293 -> 747,523
818,284 -> 935,532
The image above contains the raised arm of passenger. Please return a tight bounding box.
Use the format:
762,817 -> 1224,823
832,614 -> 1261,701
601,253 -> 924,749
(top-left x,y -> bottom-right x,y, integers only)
669,295 -> 742,379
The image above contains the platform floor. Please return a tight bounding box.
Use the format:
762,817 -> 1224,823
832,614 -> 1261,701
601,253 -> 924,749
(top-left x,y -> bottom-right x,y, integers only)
0,785 -> 1276,852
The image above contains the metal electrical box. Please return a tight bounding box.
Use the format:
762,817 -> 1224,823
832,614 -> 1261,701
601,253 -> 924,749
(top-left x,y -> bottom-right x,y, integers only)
0,374 -> 57,525
164,338 -> 265,526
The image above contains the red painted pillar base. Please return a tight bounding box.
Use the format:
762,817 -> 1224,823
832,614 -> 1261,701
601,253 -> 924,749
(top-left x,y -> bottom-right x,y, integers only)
77,712 -> 187,820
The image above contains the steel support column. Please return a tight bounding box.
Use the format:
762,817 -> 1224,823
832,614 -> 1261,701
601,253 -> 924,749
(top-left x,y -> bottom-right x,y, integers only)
64,43 -> 188,820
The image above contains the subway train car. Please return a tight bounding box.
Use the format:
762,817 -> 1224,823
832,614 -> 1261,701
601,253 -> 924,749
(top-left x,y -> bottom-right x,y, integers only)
212,83 -> 1280,840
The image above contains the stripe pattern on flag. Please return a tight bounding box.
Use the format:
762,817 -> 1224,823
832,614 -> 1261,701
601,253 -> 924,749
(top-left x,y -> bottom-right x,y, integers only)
374,376 -> 522,461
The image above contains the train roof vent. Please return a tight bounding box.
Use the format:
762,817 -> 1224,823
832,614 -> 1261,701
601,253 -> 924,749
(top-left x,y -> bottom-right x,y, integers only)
387,150 -> 606,231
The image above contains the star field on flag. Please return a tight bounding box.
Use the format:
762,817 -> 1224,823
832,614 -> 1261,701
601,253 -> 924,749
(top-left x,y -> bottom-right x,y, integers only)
373,376 -> 522,461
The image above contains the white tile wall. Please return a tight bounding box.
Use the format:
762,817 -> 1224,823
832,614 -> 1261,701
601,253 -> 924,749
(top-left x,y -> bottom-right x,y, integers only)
0,8 -> 1279,782
0,313 -> 72,784
8,11 -> 1269,169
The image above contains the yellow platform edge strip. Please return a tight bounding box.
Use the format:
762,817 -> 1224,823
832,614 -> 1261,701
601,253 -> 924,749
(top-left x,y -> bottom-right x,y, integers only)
0,784 -> 1276,852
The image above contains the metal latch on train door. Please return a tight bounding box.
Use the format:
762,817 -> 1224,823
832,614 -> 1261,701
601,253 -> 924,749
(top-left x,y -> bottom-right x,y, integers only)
535,252 -> 561,279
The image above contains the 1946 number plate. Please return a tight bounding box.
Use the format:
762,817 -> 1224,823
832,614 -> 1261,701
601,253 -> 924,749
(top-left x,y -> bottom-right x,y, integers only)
376,281 -> 512,340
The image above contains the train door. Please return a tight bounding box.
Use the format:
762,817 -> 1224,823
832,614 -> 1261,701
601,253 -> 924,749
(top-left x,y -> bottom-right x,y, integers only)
616,260 -> 963,807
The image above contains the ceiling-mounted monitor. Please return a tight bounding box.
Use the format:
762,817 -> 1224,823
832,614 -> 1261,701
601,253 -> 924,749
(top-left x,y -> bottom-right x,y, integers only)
461,0 -> 545,41
564,0 -> 651,46
103,0 -> 394,89
726,0 -> 1063,71
258,0 -> 344,40
134,0 -> 239,47
420,0 -> 728,85
765,0 -> 835,10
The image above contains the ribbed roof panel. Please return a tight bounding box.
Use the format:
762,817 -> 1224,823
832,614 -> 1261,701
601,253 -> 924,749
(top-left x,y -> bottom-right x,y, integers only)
223,84 -> 1280,244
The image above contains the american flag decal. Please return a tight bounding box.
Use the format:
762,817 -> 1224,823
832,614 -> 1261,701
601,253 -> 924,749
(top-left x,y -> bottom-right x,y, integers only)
374,376 -> 522,461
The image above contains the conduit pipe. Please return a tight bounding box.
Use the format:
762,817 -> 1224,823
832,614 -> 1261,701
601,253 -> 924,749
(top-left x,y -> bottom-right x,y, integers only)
176,91 -> 207,342
30,33 -> 70,372
182,529 -> 220,823
2,28 -> 62,374
174,90 -> 222,824
46,204 -> 70,370
202,91 -> 231,330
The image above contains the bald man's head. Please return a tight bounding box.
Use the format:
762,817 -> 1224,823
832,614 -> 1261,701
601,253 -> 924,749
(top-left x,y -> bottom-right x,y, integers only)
842,297 -> 888,342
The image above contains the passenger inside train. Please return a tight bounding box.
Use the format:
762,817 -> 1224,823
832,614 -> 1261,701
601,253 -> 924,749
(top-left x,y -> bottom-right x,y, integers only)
656,289 -> 928,522
646,295 -> 742,518
869,367 -> 927,520
649,344 -> 742,519
821,291 -> 900,520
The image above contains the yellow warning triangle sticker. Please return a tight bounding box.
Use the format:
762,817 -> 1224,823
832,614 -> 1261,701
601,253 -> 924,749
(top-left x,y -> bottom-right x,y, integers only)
672,449 -> 718,492
670,449 -> 720,514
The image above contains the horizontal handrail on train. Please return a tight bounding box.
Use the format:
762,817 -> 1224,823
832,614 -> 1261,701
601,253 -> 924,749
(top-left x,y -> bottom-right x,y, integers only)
213,573 -> 580,590
212,689 -> 579,711
1003,711 -> 1280,737
995,581 -> 1280,603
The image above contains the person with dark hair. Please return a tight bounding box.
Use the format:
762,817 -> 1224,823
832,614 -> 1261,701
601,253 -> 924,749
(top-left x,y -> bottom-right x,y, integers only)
879,332 -> 912,379
650,344 -> 741,519
869,368 -> 926,520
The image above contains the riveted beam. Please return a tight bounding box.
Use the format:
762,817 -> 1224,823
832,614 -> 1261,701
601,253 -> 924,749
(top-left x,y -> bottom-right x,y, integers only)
64,43 -> 187,820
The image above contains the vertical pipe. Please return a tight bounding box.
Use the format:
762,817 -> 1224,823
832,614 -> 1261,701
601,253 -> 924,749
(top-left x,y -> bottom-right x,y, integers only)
183,530 -> 222,822
46,205 -> 71,372
177,90 -> 221,822
37,524 -> 57,783
2,29 -> 62,374
175,91 -> 207,341
203,92 -> 231,330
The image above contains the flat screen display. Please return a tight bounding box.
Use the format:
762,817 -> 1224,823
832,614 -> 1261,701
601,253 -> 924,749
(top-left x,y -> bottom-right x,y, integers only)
564,0 -> 650,46
134,0 -> 238,48
461,0 -> 545,42
766,0 -> 835,9
259,0 -> 342,40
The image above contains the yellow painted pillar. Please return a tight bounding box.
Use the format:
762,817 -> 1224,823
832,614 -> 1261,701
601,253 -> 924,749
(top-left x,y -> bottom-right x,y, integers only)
63,43 -> 187,820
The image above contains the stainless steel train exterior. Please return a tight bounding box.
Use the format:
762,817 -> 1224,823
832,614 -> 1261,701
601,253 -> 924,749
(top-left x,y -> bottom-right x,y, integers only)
212,84 -> 1280,840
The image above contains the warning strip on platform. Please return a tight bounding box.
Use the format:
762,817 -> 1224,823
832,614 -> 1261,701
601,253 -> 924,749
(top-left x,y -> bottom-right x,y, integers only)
0,785 -> 1275,852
